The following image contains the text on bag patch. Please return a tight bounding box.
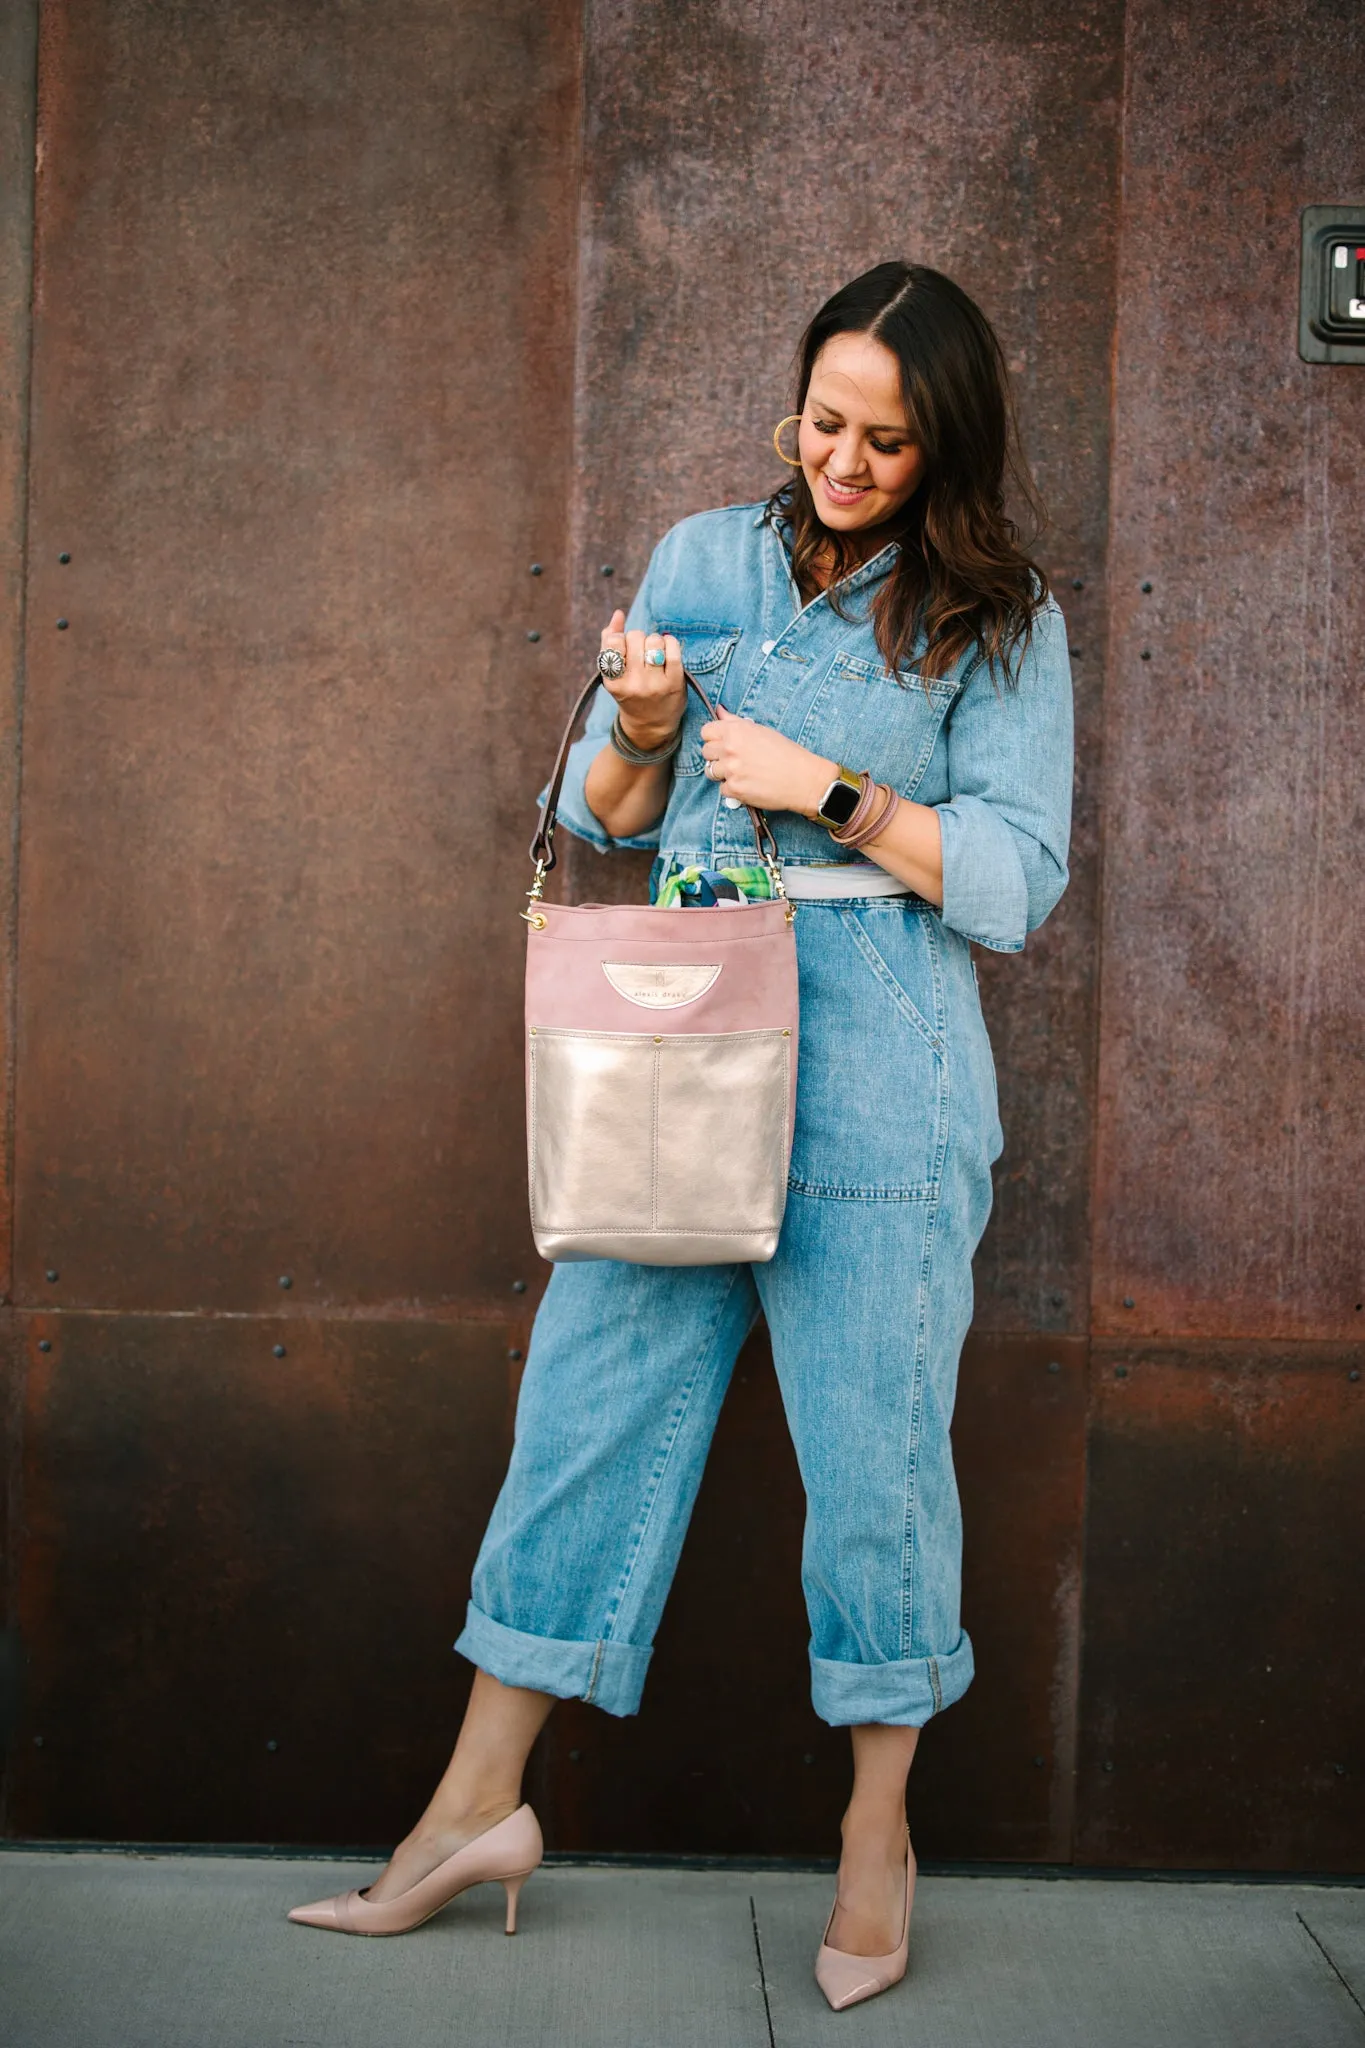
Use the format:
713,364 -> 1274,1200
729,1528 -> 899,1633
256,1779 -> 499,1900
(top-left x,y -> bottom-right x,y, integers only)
601,962 -> 722,1009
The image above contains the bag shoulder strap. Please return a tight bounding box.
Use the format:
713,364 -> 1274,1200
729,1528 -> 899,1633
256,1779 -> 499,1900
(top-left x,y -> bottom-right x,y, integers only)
529,670 -> 779,878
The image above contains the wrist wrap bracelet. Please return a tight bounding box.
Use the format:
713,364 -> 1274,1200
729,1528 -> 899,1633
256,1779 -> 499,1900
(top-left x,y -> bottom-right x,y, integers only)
609,711 -> 684,766
841,784 -> 900,850
828,772 -> 900,851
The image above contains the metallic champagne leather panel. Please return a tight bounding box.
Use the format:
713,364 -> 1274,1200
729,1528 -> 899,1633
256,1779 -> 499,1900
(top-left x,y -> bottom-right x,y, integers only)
529,1028 -> 790,1262
534,1227 -> 784,1265
601,961 -> 722,1008
529,1031 -> 656,1233
654,1032 -> 788,1233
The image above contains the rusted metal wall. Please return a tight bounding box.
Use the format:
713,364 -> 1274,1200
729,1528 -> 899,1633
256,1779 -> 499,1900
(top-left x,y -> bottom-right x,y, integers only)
1,0 -> 1361,1867
3,0 -> 579,1843
1085,0 -> 1365,1865
0,0 -> 39,1774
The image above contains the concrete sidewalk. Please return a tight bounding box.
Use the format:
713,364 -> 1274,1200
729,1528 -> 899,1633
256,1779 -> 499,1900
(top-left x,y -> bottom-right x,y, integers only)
1,1850 -> 1362,2048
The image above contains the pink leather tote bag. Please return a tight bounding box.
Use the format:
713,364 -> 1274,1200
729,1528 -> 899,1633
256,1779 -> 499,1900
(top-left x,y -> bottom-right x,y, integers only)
522,672 -> 799,1265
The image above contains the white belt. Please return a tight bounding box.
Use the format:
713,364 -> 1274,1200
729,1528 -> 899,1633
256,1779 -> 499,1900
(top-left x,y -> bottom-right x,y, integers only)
779,862 -> 911,901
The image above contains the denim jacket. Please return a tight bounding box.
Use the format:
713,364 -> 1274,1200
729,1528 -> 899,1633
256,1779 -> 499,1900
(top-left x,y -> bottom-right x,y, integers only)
551,502 -> 1073,952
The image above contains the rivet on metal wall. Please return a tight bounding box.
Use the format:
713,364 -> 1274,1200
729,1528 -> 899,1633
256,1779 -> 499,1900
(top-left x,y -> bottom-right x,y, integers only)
266,1739 -> 279,1753
273,1344 -> 286,1359
529,563 -> 543,575
1069,647 -> 1082,658
56,619 -> 69,630
1102,1761 -> 1115,1773
1114,1365 -> 1128,1378
1141,580 -> 1153,593
1071,577 -> 1083,591
45,1269 -> 58,1282
527,630 -> 541,642
1334,1763 -> 1346,1776
1122,1296 -> 1135,1309
1350,1369 -> 1360,1382
38,1339 -> 51,1353
278,1275 -> 292,1290
1047,1360 -> 1061,1374
1033,1755 -> 1045,1768
58,552 -> 71,564
568,1748 -> 582,1762
600,565 -> 614,577
1140,650 -> 1151,662
508,1347 -> 523,1362
512,1279 -> 527,1294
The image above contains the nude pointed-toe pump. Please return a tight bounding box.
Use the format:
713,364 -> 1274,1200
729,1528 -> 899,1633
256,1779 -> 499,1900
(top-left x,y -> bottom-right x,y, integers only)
288,1804 -> 543,1938
814,1828 -> 915,2013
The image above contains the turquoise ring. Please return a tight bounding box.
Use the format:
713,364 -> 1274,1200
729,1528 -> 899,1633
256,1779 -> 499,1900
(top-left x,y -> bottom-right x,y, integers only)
645,647 -> 666,666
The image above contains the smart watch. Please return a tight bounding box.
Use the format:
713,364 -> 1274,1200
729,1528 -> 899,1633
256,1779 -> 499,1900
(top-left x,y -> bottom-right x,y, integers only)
816,764 -> 864,829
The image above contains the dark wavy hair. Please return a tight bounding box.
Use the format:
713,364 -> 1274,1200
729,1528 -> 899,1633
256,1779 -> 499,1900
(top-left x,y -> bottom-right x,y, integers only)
765,261 -> 1048,685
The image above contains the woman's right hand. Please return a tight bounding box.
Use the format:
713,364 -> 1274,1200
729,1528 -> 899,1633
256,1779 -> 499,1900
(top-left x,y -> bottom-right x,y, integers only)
599,609 -> 687,752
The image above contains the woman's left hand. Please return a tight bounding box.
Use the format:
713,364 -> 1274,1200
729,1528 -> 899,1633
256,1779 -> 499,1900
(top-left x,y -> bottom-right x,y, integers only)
699,706 -> 833,817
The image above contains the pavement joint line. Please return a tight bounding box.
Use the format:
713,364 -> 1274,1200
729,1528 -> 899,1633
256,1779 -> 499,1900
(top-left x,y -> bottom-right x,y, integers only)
749,1894 -> 776,2048
1296,1910 -> 1365,2020
3,1843 -> 1365,1885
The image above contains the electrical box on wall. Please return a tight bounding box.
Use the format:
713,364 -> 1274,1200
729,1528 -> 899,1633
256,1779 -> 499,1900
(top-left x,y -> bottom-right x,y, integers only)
1300,205 -> 1365,362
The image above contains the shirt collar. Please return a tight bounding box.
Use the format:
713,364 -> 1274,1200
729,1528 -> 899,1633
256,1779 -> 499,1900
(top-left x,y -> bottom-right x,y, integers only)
759,508 -> 900,602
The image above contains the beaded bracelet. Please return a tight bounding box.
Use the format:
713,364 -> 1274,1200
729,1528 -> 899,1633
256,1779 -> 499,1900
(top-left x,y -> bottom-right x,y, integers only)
609,711 -> 684,766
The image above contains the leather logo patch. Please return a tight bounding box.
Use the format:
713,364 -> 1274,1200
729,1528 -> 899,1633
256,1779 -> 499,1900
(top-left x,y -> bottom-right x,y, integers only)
601,962 -> 722,1009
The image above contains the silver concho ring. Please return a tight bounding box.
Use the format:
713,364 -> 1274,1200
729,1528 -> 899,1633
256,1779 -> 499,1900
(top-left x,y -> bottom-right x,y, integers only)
597,648 -> 627,680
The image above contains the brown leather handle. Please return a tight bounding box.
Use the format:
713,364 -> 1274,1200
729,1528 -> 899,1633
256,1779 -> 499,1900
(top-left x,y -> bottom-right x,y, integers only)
529,669 -> 780,876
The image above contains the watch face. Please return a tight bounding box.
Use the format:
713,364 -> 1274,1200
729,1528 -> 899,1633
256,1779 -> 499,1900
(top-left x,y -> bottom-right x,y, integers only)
819,777 -> 862,827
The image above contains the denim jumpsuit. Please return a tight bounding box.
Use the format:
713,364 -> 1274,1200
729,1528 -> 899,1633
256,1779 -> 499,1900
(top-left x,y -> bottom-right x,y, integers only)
455,503 -> 1074,1727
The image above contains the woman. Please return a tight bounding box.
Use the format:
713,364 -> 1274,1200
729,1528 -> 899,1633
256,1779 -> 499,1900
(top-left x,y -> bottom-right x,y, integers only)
289,261 -> 1073,2012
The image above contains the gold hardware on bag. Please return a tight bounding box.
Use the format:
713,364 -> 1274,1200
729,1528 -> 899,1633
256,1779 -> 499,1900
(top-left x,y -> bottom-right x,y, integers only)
763,854 -> 797,925
521,857 -> 550,928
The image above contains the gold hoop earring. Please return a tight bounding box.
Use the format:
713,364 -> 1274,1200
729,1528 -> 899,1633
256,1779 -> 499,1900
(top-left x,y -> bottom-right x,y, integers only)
772,414 -> 803,467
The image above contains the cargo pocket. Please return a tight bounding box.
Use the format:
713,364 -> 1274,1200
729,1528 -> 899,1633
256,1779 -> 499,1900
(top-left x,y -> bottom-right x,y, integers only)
796,649 -> 958,798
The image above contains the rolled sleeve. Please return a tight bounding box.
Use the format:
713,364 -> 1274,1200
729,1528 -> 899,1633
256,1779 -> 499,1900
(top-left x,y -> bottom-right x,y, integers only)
535,555 -> 666,854
936,599 -> 1074,952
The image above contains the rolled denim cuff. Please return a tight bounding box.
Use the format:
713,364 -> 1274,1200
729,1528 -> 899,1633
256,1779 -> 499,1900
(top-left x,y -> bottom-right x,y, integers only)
810,1628 -> 975,1726
936,796 -> 1029,953
455,1600 -> 652,1717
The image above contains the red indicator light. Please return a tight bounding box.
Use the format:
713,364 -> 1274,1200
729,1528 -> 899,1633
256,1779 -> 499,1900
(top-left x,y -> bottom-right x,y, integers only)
1357,247 -> 1365,259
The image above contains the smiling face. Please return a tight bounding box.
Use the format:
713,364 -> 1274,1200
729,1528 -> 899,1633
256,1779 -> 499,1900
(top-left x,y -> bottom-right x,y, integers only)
797,330 -> 926,539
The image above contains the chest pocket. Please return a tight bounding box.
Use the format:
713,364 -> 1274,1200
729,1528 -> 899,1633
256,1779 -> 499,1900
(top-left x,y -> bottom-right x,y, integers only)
796,651 -> 959,798
659,624 -> 741,777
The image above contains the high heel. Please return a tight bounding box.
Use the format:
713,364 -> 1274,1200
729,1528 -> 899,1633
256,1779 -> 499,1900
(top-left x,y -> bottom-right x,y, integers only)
288,1803 -> 543,1937
503,1872 -> 529,1935
814,1826 -> 915,2012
